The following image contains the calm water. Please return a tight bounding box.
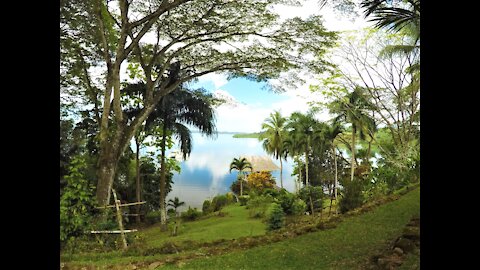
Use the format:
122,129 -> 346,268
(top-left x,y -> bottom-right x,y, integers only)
165,133 -> 295,211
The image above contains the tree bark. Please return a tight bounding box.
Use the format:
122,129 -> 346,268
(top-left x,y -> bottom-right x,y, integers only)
135,135 -> 141,224
159,123 -> 168,231
351,125 -> 356,181
240,172 -> 244,196
305,140 -> 309,187
334,145 -> 338,215
95,149 -> 119,206
279,158 -> 283,189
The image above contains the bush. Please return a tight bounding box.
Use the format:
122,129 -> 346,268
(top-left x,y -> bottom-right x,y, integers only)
277,191 -> 296,215
267,203 -> 285,231
298,186 -> 324,214
202,199 -> 212,214
247,171 -> 276,193
145,211 -> 161,225
60,156 -> 96,245
246,195 -> 273,218
291,198 -> 307,216
225,192 -> 237,204
260,188 -> 281,199
211,195 -> 228,212
230,179 -> 249,195
339,180 -> 365,214
238,195 -> 250,206
181,207 -> 202,221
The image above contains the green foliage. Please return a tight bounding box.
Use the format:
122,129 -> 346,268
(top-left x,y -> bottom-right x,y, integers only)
211,195 -> 228,212
246,195 -> 274,218
60,155 -> 96,244
181,207 -> 202,221
339,180 -> 365,214
230,179 -> 250,195
277,191 -> 296,215
202,200 -> 212,214
145,211 -> 162,225
238,195 -> 250,206
247,171 -> 277,192
291,199 -> 307,216
266,203 -> 285,231
298,186 -> 325,214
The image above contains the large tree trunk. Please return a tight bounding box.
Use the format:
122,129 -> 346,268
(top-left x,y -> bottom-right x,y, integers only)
240,172 -> 244,196
279,158 -> 283,189
159,123 -> 168,231
305,141 -> 309,187
351,125 -> 356,181
96,147 -> 119,206
135,136 -> 142,224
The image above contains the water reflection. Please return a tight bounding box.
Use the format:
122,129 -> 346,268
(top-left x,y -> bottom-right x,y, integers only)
166,133 -> 295,211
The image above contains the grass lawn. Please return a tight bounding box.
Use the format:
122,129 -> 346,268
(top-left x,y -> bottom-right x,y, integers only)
139,204 -> 266,248
160,188 -> 420,269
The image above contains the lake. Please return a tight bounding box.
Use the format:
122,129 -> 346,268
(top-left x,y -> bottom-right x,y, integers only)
165,133 -> 296,211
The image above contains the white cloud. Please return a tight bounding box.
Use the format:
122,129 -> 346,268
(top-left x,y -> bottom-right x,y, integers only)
197,72 -> 229,89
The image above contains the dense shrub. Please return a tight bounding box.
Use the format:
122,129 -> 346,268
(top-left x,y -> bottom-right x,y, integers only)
339,180 -> 365,214
225,192 -> 237,204
298,186 -> 324,214
247,171 -> 276,192
260,188 -> 281,199
60,156 -> 96,245
277,191 -> 296,215
202,199 -> 212,214
145,211 -> 162,225
211,195 -> 228,212
246,195 -> 273,218
230,179 -> 249,195
238,195 -> 250,206
181,207 -> 202,221
266,203 -> 285,231
291,198 -> 307,216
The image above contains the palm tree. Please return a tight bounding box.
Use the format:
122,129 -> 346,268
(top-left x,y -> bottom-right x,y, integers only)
323,121 -> 343,214
330,87 -> 376,181
259,111 -> 288,188
229,157 -> 253,196
168,197 -> 185,236
145,86 -> 216,231
285,112 -> 319,187
283,134 -> 305,192
168,197 -> 185,217
361,0 -> 420,34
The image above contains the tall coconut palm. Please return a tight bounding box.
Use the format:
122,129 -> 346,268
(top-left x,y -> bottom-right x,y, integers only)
286,112 -> 320,187
361,0 -> 420,34
168,197 -> 185,236
283,133 -> 305,192
323,121 -> 343,214
229,157 -> 253,196
259,111 -> 288,189
145,86 -> 216,231
330,87 -> 376,181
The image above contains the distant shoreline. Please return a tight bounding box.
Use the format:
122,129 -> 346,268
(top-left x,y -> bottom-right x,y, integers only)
232,132 -> 263,139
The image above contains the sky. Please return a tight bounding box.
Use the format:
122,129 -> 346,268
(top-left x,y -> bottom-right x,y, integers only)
188,0 -> 373,133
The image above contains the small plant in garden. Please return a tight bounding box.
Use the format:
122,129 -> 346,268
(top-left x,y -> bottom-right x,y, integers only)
267,203 -> 285,231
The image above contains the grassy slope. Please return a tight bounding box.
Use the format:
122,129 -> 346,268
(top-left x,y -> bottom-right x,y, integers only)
161,188 -> 420,269
139,204 -> 266,248
62,204 -> 266,266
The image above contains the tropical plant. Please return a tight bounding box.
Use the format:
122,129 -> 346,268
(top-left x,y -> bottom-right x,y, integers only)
361,0 -> 420,34
143,85 -> 216,231
60,155 -> 96,244
168,197 -> 185,217
329,87 -> 376,182
266,203 -> 285,231
259,111 -> 288,188
246,171 -> 276,193
229,157 -> 253,196
285,112 -> 320,187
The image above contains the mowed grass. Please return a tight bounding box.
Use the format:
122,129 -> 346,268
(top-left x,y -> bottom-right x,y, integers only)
139,204 -> 266,248
160,188 -> 420,270
61,203 -> 266,266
